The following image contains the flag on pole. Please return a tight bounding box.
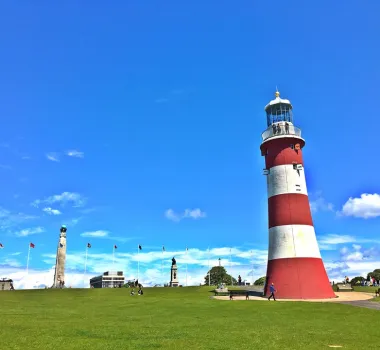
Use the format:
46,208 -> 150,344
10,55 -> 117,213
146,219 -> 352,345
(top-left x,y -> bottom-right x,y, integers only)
139,245 -> 142,250
87,243 -> 91,248
114,245 -> 117,249
0,243 -> 3,248
185,247 -> 188,286
30,243 -> 35,248
162,246 -> 165,251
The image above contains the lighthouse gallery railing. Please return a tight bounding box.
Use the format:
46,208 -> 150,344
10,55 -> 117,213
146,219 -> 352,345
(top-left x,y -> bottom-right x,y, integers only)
261,124 -> 302,141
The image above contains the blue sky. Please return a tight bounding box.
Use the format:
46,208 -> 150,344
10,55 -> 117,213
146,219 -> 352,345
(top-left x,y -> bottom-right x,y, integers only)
1,1 -> 380,288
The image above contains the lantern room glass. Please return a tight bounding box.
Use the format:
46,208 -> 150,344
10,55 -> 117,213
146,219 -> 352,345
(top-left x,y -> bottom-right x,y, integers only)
266,103 -> 293,126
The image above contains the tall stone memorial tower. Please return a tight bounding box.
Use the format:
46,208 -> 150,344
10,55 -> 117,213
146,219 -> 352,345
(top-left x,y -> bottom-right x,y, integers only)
53,225 -> 67,288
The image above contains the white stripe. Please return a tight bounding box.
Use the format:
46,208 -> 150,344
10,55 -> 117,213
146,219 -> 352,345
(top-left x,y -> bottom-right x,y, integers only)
268,225 -> 321,260
267,164 -> 308,198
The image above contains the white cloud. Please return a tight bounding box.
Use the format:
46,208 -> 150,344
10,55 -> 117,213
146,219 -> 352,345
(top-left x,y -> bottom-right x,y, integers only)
81,230 -> 109,238
318,234 -> 357,250
80,207 -> 97,214
69,217 -> 81,226
0,266 -> 88,289
310,191 -> 334,213
65,150 -> 84,158
80,230 -> 134,243
324,261 -> 350,280
317,233 -> 380,251
338,244 -> 380,265
344,252 -> 363,262
323,253 -> 380,281
183,208 -> 206,219
1,262 -> 265,290
0,245 -> 267,289
0,207 -> 37,230
42,207 -> 62,215
14,226 -> 45,237
352,244 -> 361,251
1,242 -> 376,289
46,152 -> 59,162
165,208 -> 206,222
32,192 -> 86,208
165,209 -> 180,222
340,193 -> 380,219
318,234 -> 356,245
1,259 -> 22,267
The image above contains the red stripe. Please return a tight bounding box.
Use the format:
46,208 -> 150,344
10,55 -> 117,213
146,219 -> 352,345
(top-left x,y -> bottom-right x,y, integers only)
268,193 -> 313,228
261,137 -> 305,169
264,257 -> 335,299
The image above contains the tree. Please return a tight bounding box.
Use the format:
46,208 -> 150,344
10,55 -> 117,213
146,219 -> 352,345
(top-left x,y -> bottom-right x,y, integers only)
204,266 -> 237,286
350,276 -> 365,285
367,269 -> 380,281
254,276 -> 266,286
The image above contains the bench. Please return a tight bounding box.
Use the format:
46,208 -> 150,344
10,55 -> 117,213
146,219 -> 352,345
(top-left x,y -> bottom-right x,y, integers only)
229,290 -> 250,300
214,289 -> 229,296
336,283 -> 353,292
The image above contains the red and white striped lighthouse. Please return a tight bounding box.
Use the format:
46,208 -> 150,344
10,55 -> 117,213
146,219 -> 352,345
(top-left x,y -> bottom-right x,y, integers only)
260,90 -> 335,299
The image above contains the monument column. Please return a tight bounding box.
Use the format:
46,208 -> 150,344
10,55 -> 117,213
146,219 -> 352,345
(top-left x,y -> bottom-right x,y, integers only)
53,225 -> 67,288
169,257 -> 179,287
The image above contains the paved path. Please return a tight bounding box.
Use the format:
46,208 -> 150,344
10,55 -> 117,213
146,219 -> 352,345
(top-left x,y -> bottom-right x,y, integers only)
339,300 -> 380,310
214,292 -> 380,310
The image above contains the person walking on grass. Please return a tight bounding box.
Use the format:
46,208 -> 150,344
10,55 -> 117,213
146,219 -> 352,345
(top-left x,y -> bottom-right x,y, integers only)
268,283 -> 276,301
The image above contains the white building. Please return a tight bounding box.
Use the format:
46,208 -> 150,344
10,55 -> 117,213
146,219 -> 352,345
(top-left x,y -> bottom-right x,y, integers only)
89,271 -> 125,288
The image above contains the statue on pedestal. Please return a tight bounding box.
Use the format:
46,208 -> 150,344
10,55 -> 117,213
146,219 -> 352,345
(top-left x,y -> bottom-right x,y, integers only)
170,257 -> 179,287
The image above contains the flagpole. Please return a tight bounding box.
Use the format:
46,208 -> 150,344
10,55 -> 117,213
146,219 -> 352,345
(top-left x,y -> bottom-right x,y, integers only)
230,248 -> 233,286
83,245 -> 88,287
161,247 -> 163,285
186,248 -> 188,287
26,244 -> 31,275
208,247 -> 210,286
251,250 -> 254,286
112,245 -> 115,269
137,245 -> 140,281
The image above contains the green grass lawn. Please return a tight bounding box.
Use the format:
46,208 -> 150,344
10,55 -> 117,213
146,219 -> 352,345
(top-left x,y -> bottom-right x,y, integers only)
352,285 -> 378,293
1,286 -> 379,350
